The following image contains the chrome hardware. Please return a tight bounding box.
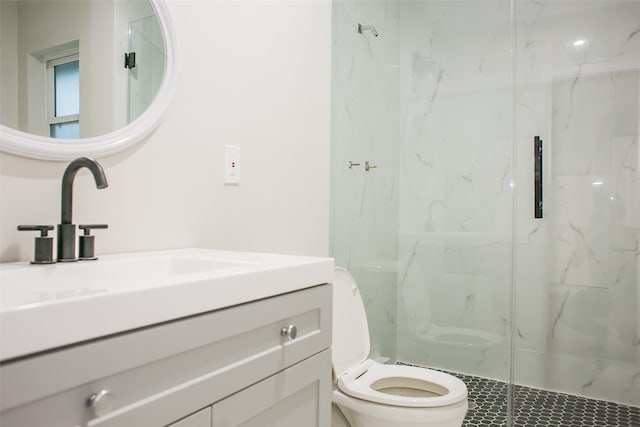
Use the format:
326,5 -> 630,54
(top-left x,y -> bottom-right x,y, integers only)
86,389 -> 115,417
280,324 -> 297,340
348,161 -> 361,169
365,161 -> 377,171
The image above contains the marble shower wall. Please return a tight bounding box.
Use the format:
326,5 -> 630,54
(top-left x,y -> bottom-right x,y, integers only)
393,0 -> 639,406
331,0 -> 639,407
330,0 -> 400,359
395,0 -> 515,382
514,0 -> 640,407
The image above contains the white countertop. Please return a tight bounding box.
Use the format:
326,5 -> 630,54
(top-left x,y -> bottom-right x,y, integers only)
0,248 -> 334,361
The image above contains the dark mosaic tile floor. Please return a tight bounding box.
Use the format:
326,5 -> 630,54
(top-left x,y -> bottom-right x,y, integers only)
398,363 -> 640,426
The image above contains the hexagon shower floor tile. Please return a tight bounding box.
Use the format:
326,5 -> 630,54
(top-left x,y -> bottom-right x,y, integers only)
398,364 -> 640,427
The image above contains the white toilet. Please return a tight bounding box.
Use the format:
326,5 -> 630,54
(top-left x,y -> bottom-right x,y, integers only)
331,267 -> 469,427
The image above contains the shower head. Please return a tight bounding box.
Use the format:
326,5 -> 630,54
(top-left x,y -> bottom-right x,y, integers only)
358,23 -> 379,37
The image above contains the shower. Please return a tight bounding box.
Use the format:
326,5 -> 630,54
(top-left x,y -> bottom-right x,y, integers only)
331,0 -> 640,425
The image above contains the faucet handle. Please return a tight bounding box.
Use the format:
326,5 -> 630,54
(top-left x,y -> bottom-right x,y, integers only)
78,224 -> 108,261
17,225 -> 55,264
18,225 -> 54,235
79,224 -> 108,234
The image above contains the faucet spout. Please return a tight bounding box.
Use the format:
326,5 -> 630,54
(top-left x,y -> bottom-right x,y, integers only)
61,157 -> 108,225
58,157 -> 108,262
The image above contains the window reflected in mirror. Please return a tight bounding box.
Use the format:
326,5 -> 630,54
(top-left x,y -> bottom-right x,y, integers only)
48,51 -> 80,139
0,0 -> 165,140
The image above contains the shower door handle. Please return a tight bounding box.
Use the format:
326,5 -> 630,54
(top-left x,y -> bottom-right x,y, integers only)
534,136 -> 543,218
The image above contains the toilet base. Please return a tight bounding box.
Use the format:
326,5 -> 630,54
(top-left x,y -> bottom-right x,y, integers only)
333,389 -> 468,427
332,403 -> 351,427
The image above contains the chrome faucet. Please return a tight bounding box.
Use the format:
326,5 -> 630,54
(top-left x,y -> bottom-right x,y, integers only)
57,157 -> 108,262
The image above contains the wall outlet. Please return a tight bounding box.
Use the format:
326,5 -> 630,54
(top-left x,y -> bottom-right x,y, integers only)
224,145 -> 240,185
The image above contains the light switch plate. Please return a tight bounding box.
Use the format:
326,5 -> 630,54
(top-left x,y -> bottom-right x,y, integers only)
224,145 -> 240,185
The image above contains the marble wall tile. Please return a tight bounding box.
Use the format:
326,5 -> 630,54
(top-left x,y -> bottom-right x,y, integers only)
515,0 -> 640,407
395,0 -> 514,381
612,135 -> 639,230
545,176 -> 628,287
545,284 -> 637,361
398,332 -> 510,381
396,233 -> 510,379
514,243 -> 550,352
552,74 -> 614,176
397,236 -> 511,328
515,349 -> 640,406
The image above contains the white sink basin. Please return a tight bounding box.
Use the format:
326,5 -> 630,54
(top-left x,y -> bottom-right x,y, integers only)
0,248 -> 333,361
1,252 -> 259,307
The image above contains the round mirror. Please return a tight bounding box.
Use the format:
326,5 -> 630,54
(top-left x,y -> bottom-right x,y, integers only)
0,0 -> 176,161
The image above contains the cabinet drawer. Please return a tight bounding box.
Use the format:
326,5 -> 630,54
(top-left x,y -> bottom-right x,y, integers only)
0,284 -> 331,427
169,407 -> 211,427
211,349 -> 331,427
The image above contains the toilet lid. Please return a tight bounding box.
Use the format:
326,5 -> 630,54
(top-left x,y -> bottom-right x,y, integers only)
332,267 -> 370,379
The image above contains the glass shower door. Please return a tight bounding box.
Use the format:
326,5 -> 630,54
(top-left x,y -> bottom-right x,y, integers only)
330,0 -> 402,361
128,14 -> 164,122
395,0 -> 515,400
331,0 -> 517,424
514,0 -> 640,423
332,0 -> 639,424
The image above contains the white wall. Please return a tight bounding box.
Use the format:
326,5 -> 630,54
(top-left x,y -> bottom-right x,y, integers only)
0,0 -> 332,262
0,1 -> 18,129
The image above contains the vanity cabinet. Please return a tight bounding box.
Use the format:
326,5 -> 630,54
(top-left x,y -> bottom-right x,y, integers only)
168,408 -> 211,427
209,350 -> 329,427
0,284 -> 332,427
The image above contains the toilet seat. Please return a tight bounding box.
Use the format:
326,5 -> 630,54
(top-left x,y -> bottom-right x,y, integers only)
337,359 -> 467,408
331,267 -> 468,410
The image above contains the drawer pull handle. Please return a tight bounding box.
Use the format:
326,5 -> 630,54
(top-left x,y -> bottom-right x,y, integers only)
86,389 -> 116,417
280,324 -> 298,340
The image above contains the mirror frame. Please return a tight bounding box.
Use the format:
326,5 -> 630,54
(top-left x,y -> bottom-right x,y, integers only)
0,0 -> 177,161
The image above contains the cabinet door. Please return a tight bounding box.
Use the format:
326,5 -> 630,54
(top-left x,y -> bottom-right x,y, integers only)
211,349 -> 331,427
168,407 -> 211,427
